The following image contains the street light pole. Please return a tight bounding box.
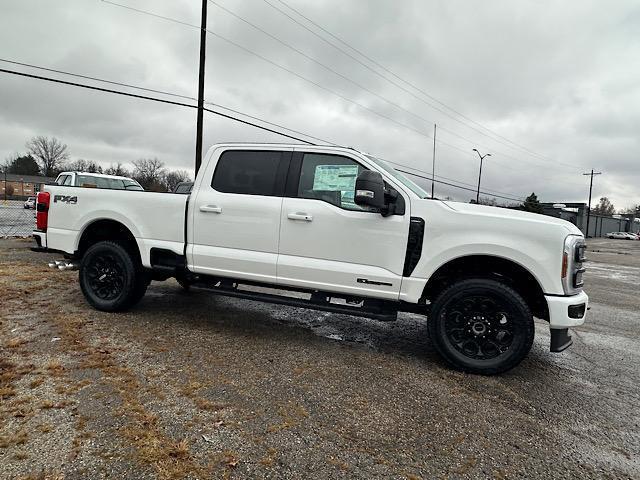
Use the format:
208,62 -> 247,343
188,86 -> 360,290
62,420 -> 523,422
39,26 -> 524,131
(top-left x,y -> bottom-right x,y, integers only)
583,169 -> 602,237
431,123 -> 436,198
473,148 -> 491,203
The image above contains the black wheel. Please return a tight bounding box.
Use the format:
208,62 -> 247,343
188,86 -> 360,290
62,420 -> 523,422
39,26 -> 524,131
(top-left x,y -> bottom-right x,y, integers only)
428,278 -> 534,375
79,241 -> 145,312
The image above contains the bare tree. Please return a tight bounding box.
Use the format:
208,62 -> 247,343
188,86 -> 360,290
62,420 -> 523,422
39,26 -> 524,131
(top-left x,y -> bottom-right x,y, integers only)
132,158 -> 166,191
592,197 -> 615,216
104,163 -> 130,177
162,170 -> 191,192
26,136 -> 69,177
66,159 -> 103,173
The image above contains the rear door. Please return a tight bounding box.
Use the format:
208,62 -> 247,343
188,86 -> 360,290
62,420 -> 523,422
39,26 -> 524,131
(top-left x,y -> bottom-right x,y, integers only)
189,148 -> 291,283
276,150 -> 410,300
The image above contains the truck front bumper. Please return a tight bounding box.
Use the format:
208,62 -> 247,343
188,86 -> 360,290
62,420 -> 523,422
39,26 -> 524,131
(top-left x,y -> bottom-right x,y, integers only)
545,291 -> 588,328
545,290 -> 588,352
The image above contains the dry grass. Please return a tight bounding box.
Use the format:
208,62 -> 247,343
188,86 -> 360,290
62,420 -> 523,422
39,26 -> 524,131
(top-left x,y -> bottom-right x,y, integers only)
16,471 -> 65,480
45,359 -> 64,375
194,398 -> 225,412
39,399 -> 55,409
259,447 -> 278,468
1,260 -> 216,480
0,430 -> 28,448
0,385 -> 16,399
327,456 -> 349,471
37,423 -> 53,433
6,337 -> 27,349
29,377 -> 44,389
266,401 -> 309,433
42,313 -> 213,480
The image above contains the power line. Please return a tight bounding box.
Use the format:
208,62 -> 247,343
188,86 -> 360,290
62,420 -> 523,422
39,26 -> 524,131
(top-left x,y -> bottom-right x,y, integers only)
262,0 -> 583,171
204,101 -> 333,144
0,58 -> 329,144
272,0 -> 557,161
102,0 -> 582,176
0,57 -> 197,101
395,167 -> 525,203
204,0 -> 560,176
382,158 -> 525,201
102,0 -> 437,142
101,0 -> 200,29
0,67 -> 316,144
0,63 -> 528,201
208,0 -> 486,153
116,1 -> 579,177
263,0 -> 578,168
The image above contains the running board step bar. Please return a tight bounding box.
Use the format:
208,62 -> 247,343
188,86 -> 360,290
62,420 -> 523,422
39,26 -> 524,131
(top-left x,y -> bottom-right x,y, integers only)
190,281 -> 399,322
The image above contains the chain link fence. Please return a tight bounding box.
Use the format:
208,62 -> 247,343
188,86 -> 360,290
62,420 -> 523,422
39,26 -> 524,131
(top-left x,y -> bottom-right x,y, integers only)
0,200 -> 36,237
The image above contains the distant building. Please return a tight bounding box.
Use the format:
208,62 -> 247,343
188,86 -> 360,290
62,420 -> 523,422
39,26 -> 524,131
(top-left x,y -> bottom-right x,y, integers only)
541,202 -> 636,237
1,173 -> 56,199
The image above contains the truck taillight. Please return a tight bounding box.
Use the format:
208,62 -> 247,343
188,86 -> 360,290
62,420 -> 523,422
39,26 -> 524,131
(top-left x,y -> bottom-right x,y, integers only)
36,192 -> 50,231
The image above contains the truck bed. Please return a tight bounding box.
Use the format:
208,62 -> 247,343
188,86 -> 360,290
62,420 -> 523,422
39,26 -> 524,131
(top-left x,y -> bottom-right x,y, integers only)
43,185 -> 188,267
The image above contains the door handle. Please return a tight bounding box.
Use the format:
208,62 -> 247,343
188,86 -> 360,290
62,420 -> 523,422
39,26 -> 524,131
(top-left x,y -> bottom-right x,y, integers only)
287,212 -> 313,222
200,205 -> 222,213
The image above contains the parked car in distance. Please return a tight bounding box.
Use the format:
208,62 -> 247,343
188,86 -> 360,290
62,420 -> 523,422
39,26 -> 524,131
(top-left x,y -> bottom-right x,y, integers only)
173,182 -> 193,194
606,231 -> 637,240
33,143 -> 589,375
23,196 -> 36,209
55,172 -> 144,191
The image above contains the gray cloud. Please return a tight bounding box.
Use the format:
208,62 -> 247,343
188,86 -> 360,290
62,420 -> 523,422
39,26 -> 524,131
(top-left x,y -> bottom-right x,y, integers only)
1,0 -> 638,209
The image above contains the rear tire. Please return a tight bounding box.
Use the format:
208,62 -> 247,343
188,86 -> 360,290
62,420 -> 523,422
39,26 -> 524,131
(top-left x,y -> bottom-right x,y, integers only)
79,241 -> 146,312
428,278 -> 534,375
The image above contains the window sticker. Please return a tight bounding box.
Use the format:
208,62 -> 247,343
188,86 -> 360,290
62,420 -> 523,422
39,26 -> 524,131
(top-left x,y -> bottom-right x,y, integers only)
312,165 -> 358,192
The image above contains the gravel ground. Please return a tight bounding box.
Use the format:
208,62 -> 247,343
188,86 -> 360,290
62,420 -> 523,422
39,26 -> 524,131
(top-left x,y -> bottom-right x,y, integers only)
0,237 -> 638,479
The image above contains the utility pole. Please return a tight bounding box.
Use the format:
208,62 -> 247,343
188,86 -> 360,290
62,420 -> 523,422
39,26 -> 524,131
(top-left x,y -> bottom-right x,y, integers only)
472,148 -> 491,203
583,169 -> 602,238
431,124 -> 436,198
194,0 -> 208,175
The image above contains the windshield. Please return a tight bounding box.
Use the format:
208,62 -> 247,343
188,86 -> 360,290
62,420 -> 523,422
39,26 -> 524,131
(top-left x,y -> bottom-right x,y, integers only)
365,155 -> 430,199
123,180 -> 144,191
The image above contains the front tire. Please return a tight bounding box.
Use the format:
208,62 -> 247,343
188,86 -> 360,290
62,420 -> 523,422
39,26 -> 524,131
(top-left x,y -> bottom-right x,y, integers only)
79,241 -> 146,312
428,278 -> 535,375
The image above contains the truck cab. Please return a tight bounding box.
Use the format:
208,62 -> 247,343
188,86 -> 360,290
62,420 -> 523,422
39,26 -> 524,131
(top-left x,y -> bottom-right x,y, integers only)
33,143 -> 588,374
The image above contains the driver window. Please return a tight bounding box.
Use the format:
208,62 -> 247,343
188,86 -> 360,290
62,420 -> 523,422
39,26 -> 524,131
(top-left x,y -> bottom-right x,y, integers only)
297,153 -> 367,211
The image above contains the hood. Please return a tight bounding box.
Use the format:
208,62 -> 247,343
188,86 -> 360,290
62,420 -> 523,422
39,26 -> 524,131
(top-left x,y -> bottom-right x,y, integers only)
440,200 -> 583,235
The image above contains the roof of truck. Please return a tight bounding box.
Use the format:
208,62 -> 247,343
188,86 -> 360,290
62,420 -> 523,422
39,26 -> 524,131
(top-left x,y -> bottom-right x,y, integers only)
57,171 -> 137,181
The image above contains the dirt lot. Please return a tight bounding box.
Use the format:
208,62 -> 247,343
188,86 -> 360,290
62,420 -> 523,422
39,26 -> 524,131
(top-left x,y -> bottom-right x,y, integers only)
1,237 -> 639,479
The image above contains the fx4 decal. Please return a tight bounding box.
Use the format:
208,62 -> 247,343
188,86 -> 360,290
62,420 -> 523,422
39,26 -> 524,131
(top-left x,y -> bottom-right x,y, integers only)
53,195 -> 78,204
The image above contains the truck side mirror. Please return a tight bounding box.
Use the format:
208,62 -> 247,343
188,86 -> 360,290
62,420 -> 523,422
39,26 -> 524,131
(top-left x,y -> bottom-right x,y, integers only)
354,170 -> 385,209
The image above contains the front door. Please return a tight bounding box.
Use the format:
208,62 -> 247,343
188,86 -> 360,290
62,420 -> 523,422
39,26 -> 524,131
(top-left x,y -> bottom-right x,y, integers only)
277,151 -> 409,300
189,148 -> 291,283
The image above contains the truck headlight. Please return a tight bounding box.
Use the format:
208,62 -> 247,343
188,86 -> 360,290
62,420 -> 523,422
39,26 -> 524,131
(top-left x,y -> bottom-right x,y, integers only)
562,235 -> 586,294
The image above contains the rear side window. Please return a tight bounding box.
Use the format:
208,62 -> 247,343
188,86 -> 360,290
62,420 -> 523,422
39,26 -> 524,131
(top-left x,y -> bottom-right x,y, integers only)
57,175 -> 70,186
76,175 -> 125,190
211,150 -> 284,196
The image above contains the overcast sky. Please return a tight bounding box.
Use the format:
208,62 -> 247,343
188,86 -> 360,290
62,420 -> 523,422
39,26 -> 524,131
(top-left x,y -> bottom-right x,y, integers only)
1,0 -> 639,208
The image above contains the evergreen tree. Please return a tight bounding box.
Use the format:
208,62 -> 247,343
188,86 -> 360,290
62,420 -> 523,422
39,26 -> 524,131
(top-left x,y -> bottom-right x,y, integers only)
522,192 -> 544,213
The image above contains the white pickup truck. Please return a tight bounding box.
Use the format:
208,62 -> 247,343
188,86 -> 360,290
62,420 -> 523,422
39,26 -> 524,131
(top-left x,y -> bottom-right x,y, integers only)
32,143 -> 588,374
